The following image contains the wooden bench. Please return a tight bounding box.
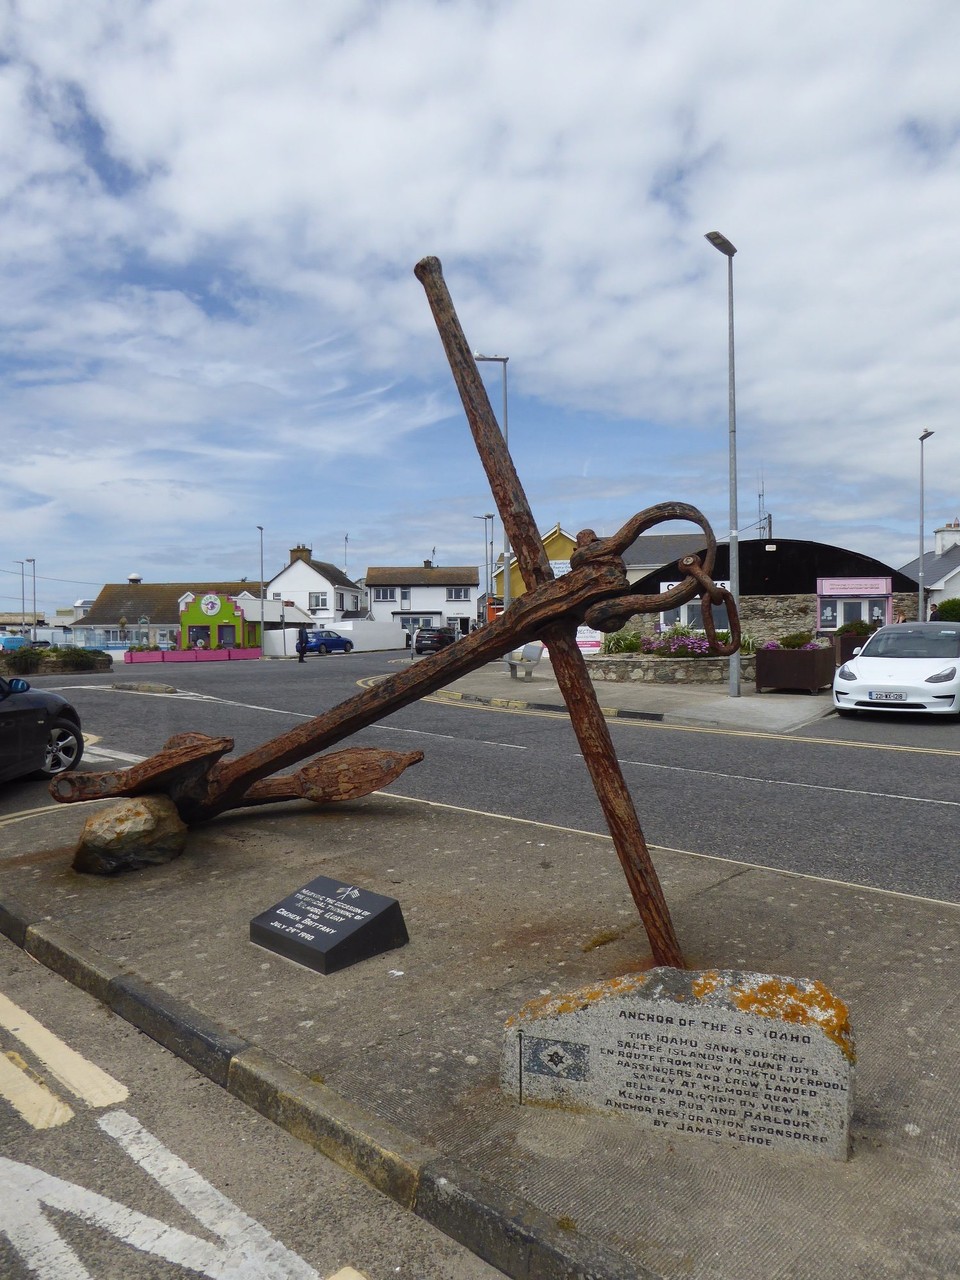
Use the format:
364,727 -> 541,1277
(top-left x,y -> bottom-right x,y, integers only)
504,641 -> 544,680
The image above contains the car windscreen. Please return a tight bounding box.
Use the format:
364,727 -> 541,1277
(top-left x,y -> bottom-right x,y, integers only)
861,629 -> 960,659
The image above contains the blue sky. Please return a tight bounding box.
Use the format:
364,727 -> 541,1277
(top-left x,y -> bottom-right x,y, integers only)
3,0 -> 960,619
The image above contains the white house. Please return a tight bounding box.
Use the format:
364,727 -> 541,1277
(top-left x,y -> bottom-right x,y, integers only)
901,519 -> 960,613
364,559 -> 480,637
267,545 -> 364,625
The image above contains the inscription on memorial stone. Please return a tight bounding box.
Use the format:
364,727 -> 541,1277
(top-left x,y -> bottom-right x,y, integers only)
250,874 -> 408,974
501,968 -> 855,1160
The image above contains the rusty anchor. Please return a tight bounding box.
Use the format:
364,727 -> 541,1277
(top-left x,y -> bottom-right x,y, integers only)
50,255 -> 739,969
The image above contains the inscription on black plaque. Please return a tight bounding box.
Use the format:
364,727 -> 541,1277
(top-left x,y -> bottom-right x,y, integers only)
250,874 -> 408,974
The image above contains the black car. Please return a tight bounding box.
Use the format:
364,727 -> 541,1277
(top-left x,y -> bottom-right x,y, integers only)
0,677 -> 84,782
414,626 -> 457,654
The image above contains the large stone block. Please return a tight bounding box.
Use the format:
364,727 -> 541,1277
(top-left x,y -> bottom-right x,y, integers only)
72,796 -> 189,874
501,967 -> 855,1161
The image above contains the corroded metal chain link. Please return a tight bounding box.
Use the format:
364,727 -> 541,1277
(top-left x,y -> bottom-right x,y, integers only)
677,555 -> 741,656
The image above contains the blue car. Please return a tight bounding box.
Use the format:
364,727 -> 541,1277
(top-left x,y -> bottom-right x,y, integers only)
304,629 -> 354,655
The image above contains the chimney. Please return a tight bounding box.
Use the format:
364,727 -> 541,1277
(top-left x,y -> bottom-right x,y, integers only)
128,573 -> 142,584
290,545 -> 312,564
934,523 -> 960,557
423,559 -> 432,569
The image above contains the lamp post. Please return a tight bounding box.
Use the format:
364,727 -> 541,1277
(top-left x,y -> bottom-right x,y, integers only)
918,429 -> 934,620
257,525 -> 265,652
705,231 -> 740,697
473,513 -> 494,619
474,353 -> 511,611
26,558 -> 36,640
14,561 -> 25,636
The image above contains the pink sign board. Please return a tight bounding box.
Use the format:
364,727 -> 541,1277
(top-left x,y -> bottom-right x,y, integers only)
817,577 -> 890,596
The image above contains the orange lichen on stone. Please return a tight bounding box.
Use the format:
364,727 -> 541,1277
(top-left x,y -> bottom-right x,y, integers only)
505,972 -> 651,1027
731,977 -> 856,1062
691,971 -> 722,1000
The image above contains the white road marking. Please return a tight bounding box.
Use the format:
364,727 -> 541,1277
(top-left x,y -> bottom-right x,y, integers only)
0,1052 -> 73,1130
612,756 -> 960,807
0,993 -> 128,1109
82,746 -> 146,765
376,723 -> 526,748
0,1108 -> 322,1278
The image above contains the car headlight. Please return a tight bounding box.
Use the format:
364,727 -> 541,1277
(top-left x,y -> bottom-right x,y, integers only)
924,666 -> 957,684
837,663 -> 857,680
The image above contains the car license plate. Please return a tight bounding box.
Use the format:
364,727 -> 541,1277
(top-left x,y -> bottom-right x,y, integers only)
868,692 -> 906,701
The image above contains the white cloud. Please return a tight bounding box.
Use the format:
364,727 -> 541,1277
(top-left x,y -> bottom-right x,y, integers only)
1,0 -> 959,616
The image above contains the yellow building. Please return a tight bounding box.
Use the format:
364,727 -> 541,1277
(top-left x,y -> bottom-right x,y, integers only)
492,523 -> 578,601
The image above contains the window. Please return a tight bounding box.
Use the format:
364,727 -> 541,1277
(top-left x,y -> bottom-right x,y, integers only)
659,581 -> 729,632
374,587 -> 396,602
336,592 -> 344,610
309,592 -> 328,610
446,587 -> 470,601
351,594 -> 359,610
271,592 -> 281,601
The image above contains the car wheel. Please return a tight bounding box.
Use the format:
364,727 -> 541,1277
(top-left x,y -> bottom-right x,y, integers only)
343,642 -> 353,653
31,717 -> 84,779
317,644 -> 328,655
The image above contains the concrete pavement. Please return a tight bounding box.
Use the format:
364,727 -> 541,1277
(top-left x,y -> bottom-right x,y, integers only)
431,654 -> 836,734
1,661 -> 956,1279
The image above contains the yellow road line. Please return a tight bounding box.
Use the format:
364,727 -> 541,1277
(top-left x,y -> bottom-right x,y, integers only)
0,993 -> 128,1107
424,689 -> 960,757
0,1050 -> 73,1129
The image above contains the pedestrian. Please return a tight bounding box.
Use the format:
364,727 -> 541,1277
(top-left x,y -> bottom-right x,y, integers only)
296,624 -> 308,663
930,604 -> 940,622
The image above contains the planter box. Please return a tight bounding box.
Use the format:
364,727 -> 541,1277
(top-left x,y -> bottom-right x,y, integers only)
755,647 -> 836,694
835,633 -> 870,663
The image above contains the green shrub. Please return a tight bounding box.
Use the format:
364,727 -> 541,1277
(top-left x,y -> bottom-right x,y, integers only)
778,631 -> 815,649
601,630 -> 642,654
835,619 -> 876,636
6,647 -> 42,674
934,598 -> 960,621
57,647 -> 106,670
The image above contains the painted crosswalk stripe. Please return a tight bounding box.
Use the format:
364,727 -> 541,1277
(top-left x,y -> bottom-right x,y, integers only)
0,992 -> 128,1108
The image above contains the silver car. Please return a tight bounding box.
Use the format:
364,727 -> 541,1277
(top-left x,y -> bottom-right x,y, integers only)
832,622 -> 960,716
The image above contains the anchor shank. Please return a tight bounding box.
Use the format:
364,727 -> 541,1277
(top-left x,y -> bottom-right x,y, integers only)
414,256 -> 553,593
542,622 -> 685,969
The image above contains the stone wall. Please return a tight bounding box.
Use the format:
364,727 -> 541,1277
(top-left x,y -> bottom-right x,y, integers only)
586,653 -> 758,685
0,652 -> 113,676
627,591 -> 923,641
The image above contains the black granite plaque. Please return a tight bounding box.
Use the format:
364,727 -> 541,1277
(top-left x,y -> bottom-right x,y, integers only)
250,875 -> 408,974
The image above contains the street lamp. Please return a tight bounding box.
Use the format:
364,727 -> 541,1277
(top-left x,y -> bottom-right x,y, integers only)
26,558 -> 36,640
918,430 -> 934,620
705,231 -> 741,698
257,525 -> 265,652
473,513 -> 494,616
474,353 -> 511,611
14,561 -> 25,635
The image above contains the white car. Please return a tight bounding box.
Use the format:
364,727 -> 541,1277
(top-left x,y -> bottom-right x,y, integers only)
832,622 -> 960,716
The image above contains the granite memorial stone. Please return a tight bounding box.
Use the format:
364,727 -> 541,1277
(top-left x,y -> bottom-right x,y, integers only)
250,874 -> 408,974
501,967 -> 855,1160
